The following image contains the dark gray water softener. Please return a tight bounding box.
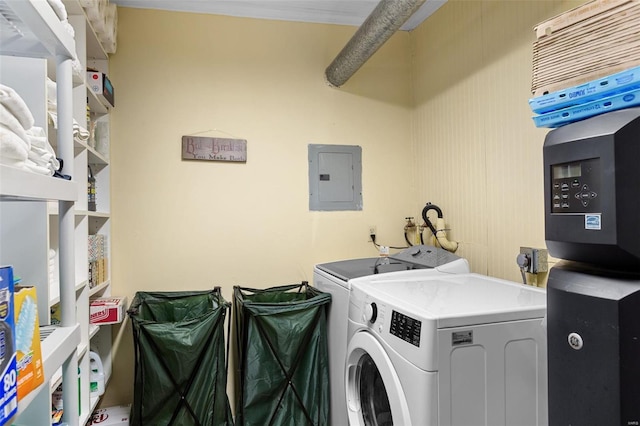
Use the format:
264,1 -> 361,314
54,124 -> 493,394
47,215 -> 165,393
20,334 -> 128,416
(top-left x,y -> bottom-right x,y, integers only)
543,107 -> 640,426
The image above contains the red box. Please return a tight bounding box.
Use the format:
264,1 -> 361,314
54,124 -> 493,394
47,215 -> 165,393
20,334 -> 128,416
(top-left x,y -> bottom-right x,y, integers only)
90,297 -> 126,325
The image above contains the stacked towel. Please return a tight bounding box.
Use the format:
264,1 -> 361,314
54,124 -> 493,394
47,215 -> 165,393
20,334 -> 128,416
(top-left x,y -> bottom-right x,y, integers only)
0,84 -> 33,169
74,122 -> 90,143
0,126 -> 29,169
0,84 -> 35,130
0,84 -> 61,176
47,0 -> 67,21
0,104 -> 31,149
84,0 -> 106,24
82,0 -> 118,54
47,111 -> 91,145
26,127 -> 60,175
46,78 -> 57,113
47,78 -> 90,144
71,58 -> 83,80
100,3 -> 118,54
46,0 -> 83,81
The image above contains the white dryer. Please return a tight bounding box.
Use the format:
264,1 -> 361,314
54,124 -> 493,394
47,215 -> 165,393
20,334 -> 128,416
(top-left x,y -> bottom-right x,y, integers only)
314,246 -> 469,426
345,272 -> 547,426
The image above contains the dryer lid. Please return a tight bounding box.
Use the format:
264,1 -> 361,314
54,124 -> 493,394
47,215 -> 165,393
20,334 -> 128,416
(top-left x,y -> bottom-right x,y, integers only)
351,273 -> 546,328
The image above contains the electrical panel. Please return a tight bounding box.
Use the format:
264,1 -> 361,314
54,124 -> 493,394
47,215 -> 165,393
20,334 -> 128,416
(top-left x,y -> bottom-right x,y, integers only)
308,144 -> 362,211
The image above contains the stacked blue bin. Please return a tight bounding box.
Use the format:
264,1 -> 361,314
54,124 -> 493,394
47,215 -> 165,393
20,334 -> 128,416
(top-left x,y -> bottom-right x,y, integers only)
530,65 -> 640,128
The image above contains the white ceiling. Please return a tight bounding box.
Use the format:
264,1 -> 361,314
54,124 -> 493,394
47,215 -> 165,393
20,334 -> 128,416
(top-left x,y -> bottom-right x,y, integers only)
109,0 -> 447,31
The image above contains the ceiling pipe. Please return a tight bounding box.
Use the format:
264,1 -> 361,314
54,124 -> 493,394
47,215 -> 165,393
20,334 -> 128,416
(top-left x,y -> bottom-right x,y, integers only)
325,0 -> 426,88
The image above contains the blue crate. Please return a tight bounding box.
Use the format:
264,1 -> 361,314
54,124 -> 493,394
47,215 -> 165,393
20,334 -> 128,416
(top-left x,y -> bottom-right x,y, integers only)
529,66 -> 640,114
532,88 -> 640,128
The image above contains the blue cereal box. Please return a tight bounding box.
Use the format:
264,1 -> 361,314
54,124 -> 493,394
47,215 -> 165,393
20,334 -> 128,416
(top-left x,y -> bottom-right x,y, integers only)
0,266 -> 18,424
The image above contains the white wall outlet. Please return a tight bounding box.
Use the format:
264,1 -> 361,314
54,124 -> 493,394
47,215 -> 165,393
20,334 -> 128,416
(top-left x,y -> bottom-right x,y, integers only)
368,225 -> 377,242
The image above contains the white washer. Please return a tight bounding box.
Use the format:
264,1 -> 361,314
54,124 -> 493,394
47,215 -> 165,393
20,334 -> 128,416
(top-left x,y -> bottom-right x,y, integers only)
345,272 -> 548,426
314,247 -> 470,426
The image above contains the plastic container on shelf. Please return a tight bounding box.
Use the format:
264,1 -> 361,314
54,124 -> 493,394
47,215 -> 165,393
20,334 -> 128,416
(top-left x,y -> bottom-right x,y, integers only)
89,351 -> 104,397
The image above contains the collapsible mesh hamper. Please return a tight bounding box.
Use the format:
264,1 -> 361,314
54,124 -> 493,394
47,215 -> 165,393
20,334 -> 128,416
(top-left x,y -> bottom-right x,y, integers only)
233,282 -> 331,426
128,288 -> 233,426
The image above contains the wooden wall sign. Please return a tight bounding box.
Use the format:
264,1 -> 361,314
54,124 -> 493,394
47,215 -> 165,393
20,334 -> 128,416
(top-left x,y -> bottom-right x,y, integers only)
181,136 -> 247,162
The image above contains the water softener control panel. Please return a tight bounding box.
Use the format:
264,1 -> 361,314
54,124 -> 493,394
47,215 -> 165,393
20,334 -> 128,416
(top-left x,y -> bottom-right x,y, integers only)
550,158 -> 601,213
543,107 -> 640,268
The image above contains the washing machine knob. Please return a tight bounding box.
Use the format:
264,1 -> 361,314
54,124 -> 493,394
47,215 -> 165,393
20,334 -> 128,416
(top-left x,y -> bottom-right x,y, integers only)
363,302 -> 378,323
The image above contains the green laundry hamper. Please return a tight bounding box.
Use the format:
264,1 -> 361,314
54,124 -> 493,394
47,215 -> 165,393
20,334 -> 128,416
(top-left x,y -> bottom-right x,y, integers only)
128,288 -> 233,426
233,282 -> 331,426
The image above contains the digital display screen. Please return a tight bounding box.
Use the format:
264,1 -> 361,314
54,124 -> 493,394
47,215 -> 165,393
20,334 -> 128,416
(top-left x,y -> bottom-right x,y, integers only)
553,162 -> 582,179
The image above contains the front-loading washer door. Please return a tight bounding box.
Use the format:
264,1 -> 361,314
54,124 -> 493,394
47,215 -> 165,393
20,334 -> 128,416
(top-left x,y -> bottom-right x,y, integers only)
345,331 -> 411,426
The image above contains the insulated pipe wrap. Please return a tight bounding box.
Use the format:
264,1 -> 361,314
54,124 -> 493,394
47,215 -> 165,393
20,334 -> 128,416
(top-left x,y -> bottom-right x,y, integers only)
325,0 -> 426,87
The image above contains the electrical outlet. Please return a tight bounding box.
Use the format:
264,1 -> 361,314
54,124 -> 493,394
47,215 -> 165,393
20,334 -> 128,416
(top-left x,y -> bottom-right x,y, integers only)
519,247 -> 549,273
368,225 -> 377,242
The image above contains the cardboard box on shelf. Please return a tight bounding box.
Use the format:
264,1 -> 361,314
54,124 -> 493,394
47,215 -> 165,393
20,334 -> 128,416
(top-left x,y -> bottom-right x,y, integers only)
14,285 -> 44,400
0,266 -> 18,425
87,404 -> 130,425
90,297 -> 126,325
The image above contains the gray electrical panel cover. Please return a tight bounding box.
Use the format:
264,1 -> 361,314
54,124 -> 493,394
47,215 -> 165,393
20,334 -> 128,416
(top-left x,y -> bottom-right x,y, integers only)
308,144 -> 362,211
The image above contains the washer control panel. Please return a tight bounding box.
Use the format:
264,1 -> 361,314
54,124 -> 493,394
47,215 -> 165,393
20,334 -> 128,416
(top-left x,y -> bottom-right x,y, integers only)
550,158 -> 601,213
390,310 -> 421,347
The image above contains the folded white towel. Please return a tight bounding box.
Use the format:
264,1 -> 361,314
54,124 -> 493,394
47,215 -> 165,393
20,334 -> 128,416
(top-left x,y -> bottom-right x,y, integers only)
0,104 -> 30,149
26,127 -> 60,173
104,38 -> 117,54
103,3 -> 117,33
27,126 -> 53,152
73,122 -> 90,139
46,78 -> 57,114
48,111 -> 58,129
62,19 -> 75,38
0,84 -> 35,130
49,111 -> 91,144
92,17 -> 106,36
28,145 -> 54,166
85,0 -> 106,25
24,158 -> 52,176
0,125 -> 29,164
72,58 -> 83,80
47,0 -> 68,21
97,3 -> 117,53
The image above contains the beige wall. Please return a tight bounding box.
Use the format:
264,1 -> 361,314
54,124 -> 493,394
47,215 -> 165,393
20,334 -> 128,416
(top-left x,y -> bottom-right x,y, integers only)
411,0 -> 582,283
106,0 -> 581,408
107,8 -> 415,406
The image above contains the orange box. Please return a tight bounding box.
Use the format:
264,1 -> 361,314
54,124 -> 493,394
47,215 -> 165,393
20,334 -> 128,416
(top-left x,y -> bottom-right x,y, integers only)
14,286 -> 44,400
